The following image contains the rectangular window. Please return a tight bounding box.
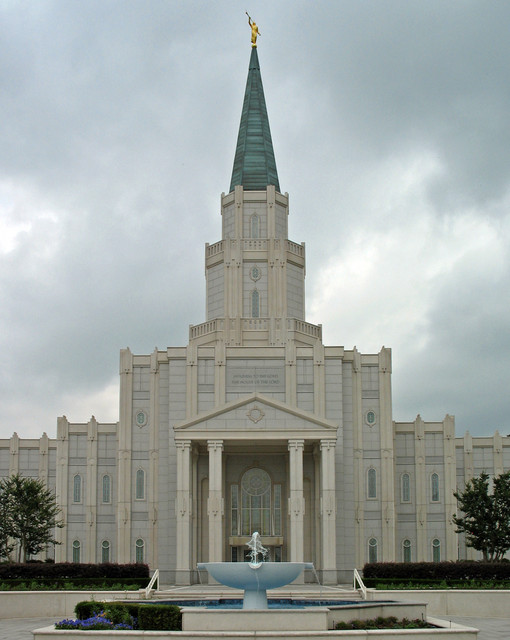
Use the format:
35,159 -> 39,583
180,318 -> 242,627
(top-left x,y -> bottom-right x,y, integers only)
101,541 -> 110,563
231,485 -> 238,536
401,473 -> 411,503
273,485 -> 282,535
73,475 -> 82,503
102,475 -> 111,504
431,473 -> 440,502
367,468 -> 377,499
136,469 -> 145,500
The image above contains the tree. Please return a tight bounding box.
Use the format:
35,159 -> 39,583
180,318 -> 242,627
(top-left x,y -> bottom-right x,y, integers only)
453,471 -> 510,562
0,474 -> 64,562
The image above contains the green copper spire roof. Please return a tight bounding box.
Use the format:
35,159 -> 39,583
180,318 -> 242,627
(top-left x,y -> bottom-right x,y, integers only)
229,47 -> 280,193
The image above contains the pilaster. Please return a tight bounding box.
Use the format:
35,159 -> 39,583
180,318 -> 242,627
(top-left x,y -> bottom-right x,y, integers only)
415,415 -> 427,561
443,414 -> 458,560
38,432 -> 49,482
186,343 -> 198,419
462,432 -> 476,559
148,349 -> 160,568
55,416 -> 69,562
288,439 -> 305,562
9,432 -> 19,476
320,439 -> 337,582
352,348 -> 364,566
214,341 -> 226,405
285,341 -> 297,406
117,348 -> 133,563
208,440 -> 224,562
313,343 -> 326,418
493,431 -> 504,476
378,347 -> 395,561
86,416 -> 98,563
175,439 -> 192,584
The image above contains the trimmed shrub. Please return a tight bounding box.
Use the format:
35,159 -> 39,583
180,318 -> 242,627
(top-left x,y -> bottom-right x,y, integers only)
75,601 -> 103,619
336,616 -> 434,630
75,601 -> 139,621
138,604 -> 182,630
363,561 -> 510,582
0,562 -> 149,581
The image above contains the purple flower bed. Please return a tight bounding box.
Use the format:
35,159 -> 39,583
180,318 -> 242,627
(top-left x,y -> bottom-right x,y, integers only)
55,612 -> 135,630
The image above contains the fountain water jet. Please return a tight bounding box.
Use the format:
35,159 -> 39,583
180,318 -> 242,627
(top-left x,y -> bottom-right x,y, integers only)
197,532 -> 314,609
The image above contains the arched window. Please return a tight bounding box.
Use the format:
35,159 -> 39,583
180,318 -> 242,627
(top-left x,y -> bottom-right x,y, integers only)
403,539 -> 412,562
250,214 -> 260,239
401,473 -> 411,503
72,540 -> 81,563
136,469 -> 145,500
102,474 -> 111,504
135,538 -> 144,563
432,538 -> 441,563
368,538 -> 378,563
73,474 -> 82,503
241,468 -> 271,536
101,540 -> 110,563
251,289 -> 260,318
367,468 -> 377,499
431,473 -> 440,502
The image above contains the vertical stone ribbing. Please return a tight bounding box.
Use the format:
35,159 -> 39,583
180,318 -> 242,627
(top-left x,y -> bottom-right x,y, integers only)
207,440 -> 224,562
175,440 -> 192,584
288,439 -> 305,562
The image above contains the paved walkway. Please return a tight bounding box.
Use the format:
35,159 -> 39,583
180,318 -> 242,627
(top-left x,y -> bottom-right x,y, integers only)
1,615 -> 508,639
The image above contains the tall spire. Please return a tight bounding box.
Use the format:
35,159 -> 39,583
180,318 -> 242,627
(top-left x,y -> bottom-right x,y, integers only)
229,47 -> 280,193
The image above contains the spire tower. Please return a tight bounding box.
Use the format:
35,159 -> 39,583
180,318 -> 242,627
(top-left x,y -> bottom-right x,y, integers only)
229,47 -> 280,193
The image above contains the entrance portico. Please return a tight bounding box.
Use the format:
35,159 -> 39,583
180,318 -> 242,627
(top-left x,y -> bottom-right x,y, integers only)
174,393 -> 338,584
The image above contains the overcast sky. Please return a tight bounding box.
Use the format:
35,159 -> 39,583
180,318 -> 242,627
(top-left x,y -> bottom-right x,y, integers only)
1,1 -> 509,441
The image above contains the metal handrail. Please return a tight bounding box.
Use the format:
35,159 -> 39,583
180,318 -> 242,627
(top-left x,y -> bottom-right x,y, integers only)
353,568 -> 367,599
145,568 -> 159,599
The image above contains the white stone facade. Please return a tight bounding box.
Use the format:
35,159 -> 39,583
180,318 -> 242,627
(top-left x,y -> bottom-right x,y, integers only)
1,180 -> 509,583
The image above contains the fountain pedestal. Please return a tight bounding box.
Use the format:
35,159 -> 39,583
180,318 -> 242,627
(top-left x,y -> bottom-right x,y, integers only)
197,561 -> 314,609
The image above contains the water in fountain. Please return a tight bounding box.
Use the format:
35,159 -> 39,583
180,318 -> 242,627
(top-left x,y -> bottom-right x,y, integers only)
246,531 -> 268,566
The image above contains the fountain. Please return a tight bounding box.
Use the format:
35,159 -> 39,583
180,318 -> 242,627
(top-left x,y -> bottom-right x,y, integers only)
197,532 -> 314,609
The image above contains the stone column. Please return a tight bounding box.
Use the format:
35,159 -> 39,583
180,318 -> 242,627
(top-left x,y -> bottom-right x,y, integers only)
175,439 -> 192,584
320,439 -> 337,583
208,440 -> 224,562
288,439 -> 305,562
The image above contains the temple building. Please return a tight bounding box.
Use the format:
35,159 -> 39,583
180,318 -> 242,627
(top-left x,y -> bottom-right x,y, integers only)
1,45 -> 509,584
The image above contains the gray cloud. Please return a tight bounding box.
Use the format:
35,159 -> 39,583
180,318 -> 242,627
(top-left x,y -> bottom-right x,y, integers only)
1,1 -> 509,439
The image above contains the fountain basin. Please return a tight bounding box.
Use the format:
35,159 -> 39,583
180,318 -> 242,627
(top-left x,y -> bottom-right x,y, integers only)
197,561 -> 314,609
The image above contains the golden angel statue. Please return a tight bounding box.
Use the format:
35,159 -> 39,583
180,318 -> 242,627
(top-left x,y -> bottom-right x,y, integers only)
246,12 -> 260,47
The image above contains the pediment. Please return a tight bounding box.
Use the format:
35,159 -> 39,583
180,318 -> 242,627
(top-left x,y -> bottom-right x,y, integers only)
174,392 -> 338,442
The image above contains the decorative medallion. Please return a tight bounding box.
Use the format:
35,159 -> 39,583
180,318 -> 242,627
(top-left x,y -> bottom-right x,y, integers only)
365,410 -> 376,427
250,265 -> 261,282
135,410 -> 148,428
247,405 -> 264,423
241,468 -> 270,496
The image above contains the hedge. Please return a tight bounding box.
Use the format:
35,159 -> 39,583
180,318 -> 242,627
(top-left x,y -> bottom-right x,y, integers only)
363,561 -> 510,581
0,562 -> 149,580
137,604 -> 182,631
0,577 -> 147,590
75,602 -> 182,631
75,601 -> 140,620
